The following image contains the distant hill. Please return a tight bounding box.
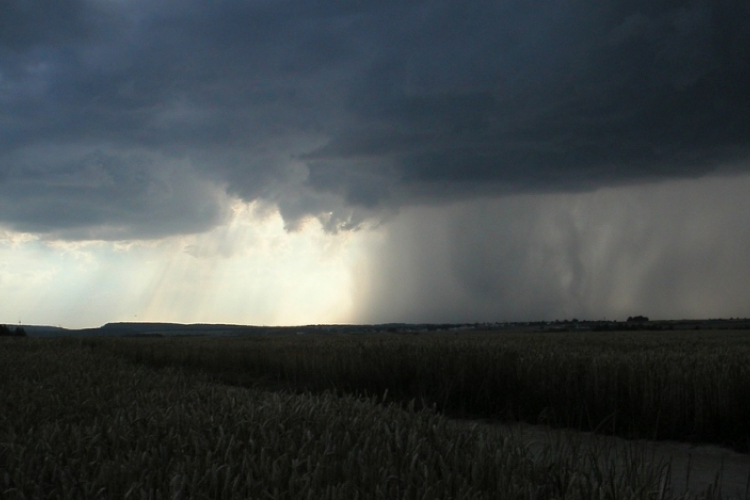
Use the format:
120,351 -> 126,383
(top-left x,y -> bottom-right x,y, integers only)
16,322 -> 272,338
99,322 -> 271,337
11,318 -> 750,338
15,325 -> 75,337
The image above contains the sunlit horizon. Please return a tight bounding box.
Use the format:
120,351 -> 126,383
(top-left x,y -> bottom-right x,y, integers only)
0,200 -> 369,330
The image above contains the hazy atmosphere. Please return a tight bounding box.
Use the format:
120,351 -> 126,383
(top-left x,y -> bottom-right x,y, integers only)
2,0 -> 749,328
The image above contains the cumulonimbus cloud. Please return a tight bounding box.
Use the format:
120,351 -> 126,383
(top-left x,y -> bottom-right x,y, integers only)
1,0 -> 748,238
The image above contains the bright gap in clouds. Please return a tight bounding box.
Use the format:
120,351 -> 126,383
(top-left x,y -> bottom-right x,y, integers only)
0,201 -> 363,329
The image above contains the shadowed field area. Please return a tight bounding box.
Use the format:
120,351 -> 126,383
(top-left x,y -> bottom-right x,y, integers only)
101,330 -> 750,452
2,332 -> 750,498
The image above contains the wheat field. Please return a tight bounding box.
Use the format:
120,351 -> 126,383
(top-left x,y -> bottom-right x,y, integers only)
2,333 -> 749,498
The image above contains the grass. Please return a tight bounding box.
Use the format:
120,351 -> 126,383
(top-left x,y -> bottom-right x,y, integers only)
1,336 -> 738,499
97,329 -> 750,452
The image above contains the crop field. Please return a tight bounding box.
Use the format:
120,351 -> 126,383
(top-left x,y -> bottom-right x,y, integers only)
2,331 -> 750,499
101,329 -> 750,451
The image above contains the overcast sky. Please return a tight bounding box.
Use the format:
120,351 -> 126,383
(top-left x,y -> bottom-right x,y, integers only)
1,0 -> 749,327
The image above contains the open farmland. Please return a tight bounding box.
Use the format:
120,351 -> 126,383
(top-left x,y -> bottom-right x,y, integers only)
2,332 -> 750,498
101,329 -> 750,452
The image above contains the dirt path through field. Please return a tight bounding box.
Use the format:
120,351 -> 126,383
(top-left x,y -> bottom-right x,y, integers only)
454,419 -> 750,498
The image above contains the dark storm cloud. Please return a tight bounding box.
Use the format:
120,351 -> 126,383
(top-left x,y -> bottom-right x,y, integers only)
0,145 -> 227,239
309,0 -> 750,204
0,0 -> 98,49
1,0 -> 749,237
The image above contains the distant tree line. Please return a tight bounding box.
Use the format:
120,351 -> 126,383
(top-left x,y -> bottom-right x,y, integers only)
626,315 -> 649,322
0,325 -> 27,337
593,323 -> 673,332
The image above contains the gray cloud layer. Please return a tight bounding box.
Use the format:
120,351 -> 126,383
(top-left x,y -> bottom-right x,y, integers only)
352,176 -> 750,323
1,0 -> 749,237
